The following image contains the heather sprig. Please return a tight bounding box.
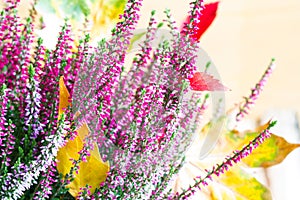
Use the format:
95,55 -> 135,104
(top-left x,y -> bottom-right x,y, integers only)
236,58 -> 275,121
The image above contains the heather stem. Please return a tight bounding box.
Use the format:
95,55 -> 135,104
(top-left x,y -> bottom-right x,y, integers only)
236,59 -> 275,121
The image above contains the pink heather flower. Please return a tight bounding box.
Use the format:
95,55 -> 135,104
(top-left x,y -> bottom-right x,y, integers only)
0,13 -> 23,89
3,0 -> 20,8
122,10 -> 158,93
236,59 -> 275,121
34,161 -> 58,199
181,0 -> 205,37
0,88 -> 9,144
37,22 -> 75,138
0,88 -> 16,169
165,0 -> 204,80
17,19 -> 35,117
70,34 -> 90,98
83,1 -> 144,144
78,185 -> 92,199
89,3 -> 211,198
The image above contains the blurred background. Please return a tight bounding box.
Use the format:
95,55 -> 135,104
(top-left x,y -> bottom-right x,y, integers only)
11,0 -> 300,199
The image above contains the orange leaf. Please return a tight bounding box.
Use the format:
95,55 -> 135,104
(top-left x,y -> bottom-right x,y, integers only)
58,76 -> 70,119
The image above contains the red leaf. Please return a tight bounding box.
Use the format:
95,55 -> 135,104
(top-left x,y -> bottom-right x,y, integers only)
182,2 -> 219,41
189,72 -> 227,91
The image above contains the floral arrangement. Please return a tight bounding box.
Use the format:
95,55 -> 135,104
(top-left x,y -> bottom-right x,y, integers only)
0,0 -> 299,199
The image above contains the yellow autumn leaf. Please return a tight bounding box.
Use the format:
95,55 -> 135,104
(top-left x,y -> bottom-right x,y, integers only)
57,77 -> 109,198
58,76 -> 70,119
225,122 -> 300,168
209,184 -> 236,200
241,134 -> 300,168
215,166 -> 272,200
215,122 -> 273,156
57,123 -> 110,197
173,120 -> 277,199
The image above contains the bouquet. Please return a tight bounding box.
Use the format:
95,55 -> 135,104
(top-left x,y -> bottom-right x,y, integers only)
0,0 -> 297,199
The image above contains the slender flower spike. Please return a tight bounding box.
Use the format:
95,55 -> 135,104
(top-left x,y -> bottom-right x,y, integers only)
236,59 -> 275,121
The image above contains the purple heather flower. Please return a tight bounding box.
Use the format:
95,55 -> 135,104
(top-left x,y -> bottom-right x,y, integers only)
34,161 -> 58,199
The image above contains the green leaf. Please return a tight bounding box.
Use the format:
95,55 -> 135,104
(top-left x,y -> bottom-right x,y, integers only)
28,64 -> 35,78
36,0 -> 90,21
107,0 -> 126,8
128,32 -> 146,52
157,22 -> 164,28
58,0 -> 90,20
